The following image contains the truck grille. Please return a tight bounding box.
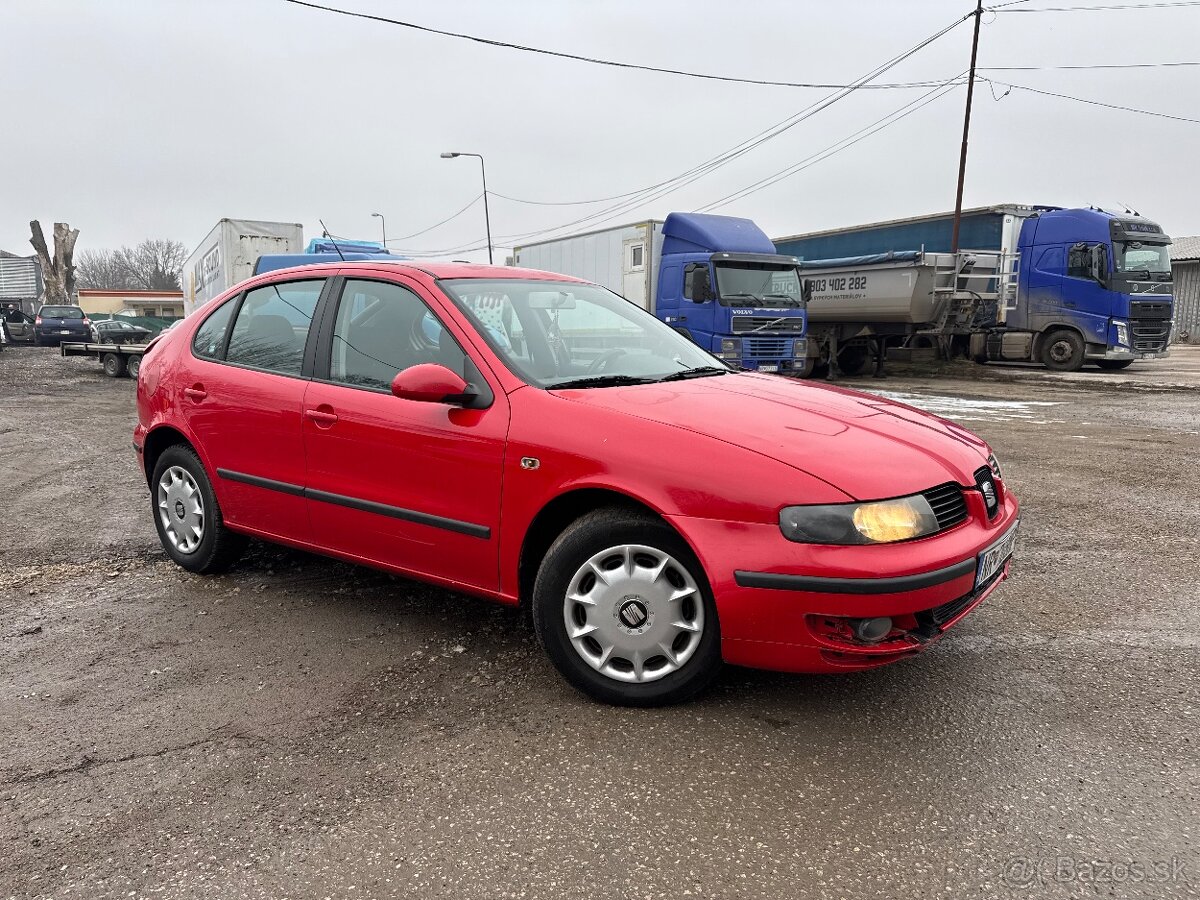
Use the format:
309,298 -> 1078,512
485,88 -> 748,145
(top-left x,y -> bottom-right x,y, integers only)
1129,299 -> 1172,318
921,483 -> 968,531
742,336 -> 791,357
731,316 -> 806,334
1130,317 -> 1170,352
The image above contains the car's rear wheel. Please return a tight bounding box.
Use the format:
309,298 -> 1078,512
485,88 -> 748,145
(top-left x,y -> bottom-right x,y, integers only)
151,445 -> 247,574
101,352 -> 127,378
532,508 -> 721,706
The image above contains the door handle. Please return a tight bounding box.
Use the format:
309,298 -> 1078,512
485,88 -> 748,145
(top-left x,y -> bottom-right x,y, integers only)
184,386 -> 207,402
305,408 -> 339,427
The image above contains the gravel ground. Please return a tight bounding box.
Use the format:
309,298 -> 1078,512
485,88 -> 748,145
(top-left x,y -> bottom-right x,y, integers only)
1,344 -> 1197,899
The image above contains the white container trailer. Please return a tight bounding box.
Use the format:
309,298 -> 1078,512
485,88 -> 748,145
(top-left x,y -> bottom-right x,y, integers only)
181,219 -> 304,315
513,221 -> 665,311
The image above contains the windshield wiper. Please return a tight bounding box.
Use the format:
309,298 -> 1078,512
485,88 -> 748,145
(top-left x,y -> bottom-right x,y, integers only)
720,292 -> 758,307
657,366 -> 730,382
550,374 -> 658,389
762,293 -> 803,308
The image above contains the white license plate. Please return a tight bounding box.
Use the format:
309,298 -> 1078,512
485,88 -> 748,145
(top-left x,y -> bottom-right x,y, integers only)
758,364 -> 779,373
976,520 -> 1018,589
60,329 -> 72,334
1140,353 -> 1155,360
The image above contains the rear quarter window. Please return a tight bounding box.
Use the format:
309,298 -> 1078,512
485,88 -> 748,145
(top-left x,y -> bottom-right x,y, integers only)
192,297 -> 238,360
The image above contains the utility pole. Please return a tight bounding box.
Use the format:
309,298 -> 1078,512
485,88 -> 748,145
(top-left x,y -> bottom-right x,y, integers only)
951,0 -> 984,253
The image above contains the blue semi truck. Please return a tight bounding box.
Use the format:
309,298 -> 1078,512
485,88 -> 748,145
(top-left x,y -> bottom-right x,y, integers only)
774,204 -> 1174,374
512,213 -> 809,374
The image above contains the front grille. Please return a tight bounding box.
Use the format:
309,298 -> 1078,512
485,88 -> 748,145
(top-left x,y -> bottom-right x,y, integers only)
731,316 -> 806,334
1130,316 -> 1170,352
742,336 -> 791,357
921,482 -> 968,530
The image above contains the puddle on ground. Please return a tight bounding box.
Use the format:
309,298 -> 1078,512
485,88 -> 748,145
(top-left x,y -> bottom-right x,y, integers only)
861,390 -> 1066,424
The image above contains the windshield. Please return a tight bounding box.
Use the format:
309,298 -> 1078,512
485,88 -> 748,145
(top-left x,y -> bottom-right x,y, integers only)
713,263 -> 803,307
1116,242 -> 1172,275
439,279 -> 726,388
40,306 -> 84,319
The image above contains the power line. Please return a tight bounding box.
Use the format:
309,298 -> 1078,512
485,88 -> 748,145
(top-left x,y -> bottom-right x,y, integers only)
387,194 -> 482,243
981,60 -> 1200,69
984,77 -> 1200,123
695,77 -> 965,214
994,1 -> 1200,10
282,0 -> 968,91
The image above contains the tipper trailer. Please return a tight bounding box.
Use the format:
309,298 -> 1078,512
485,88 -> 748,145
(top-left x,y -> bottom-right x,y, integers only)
775,204 -> 1174,375
513,213 -> 809,374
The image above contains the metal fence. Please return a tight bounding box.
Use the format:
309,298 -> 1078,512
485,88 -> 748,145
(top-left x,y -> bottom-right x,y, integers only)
1174,260 -> 1200,343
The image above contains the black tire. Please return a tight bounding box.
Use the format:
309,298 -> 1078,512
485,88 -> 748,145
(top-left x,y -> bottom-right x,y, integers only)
837,346 -> 870,376
1096,359 -> 1133,371
127,354 -> 141,379
101,353 -> 127,378
150,444 -> 248,574
793,355 -> 817,378
1040,328 -> 1085,372
532,508 -> 722,706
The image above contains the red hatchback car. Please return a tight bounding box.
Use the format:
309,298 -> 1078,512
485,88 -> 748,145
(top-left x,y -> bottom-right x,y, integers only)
135,262 -> 1018,705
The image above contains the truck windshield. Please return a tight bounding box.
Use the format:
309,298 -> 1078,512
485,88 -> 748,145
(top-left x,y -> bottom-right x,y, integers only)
440,279 -> 726,389
1116,242 -> 1172,275
713,263 -> 803,307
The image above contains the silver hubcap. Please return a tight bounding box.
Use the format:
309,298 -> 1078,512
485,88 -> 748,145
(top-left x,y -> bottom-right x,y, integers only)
563,544 -> 705,684
157,466 -> 204,554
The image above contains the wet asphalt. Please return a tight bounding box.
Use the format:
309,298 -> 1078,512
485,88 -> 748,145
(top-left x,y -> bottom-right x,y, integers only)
1,344 -> 1197,899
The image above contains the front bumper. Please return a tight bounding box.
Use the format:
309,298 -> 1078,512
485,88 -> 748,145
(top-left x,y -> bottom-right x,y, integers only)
670,489 -> 1019,673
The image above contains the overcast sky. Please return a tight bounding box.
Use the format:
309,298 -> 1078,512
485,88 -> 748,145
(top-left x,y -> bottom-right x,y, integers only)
3,0 -> 1198,262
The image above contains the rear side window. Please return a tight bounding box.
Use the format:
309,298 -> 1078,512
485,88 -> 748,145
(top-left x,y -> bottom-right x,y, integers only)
192,298 -> 237,360
226,280 -> 324,376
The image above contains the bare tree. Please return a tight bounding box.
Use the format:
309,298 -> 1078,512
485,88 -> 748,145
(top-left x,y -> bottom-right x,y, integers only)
115,239 -> 188,291
29,221 -> 80,305
74,239 -> 190,291
76,248 -> 134,291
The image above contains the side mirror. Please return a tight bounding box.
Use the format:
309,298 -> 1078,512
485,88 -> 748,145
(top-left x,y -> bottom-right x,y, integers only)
391,363 -> 473,405
1089,244 -> 1109,287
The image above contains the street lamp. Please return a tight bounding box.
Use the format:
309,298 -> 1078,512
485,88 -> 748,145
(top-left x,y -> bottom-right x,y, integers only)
371,212 -> 387,249
440,151 -> 493,264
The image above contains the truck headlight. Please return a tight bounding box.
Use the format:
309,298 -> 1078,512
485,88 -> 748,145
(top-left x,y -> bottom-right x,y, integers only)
717,337 -> 741,360
1113,320 -> 1129,347
793,338 -> 807,358
779,494 -> 940,545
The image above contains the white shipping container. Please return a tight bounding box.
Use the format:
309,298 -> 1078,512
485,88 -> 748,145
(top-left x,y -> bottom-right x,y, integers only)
181,219 -> 304,315
512,221 -> 666,312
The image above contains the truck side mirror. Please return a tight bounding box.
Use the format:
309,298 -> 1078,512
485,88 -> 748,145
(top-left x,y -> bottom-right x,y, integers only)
801,278 -> 813,305
1089,244 -> 1109,287
684,263 -> 713,302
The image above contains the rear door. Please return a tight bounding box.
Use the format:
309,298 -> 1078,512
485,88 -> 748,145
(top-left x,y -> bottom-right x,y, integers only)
179,277 -> 328,543
301,275 -> 509,592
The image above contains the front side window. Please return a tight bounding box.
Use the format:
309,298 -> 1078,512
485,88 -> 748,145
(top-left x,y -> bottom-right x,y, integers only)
1066,246 -> 1091,279
225,280 -> 324,375
441,279 -> 721,388
714,263 -> 803,308
328,279 -> 466,391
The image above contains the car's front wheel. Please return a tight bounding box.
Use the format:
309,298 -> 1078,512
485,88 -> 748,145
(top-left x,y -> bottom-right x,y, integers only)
150,445 -> 247,574
532,508 -> 721,706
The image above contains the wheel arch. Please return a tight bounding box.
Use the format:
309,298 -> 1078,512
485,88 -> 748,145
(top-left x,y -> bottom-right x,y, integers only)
1032,323 -> 1087,360
517,487 -> 690,608
142,425 -> 196,488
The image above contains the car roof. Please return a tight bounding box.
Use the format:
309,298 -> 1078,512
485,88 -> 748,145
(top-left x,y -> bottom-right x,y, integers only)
255,259 -> 588,284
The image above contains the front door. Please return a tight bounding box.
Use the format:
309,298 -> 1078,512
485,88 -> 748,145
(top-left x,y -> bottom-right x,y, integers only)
302,276 -> 508,593
180,278 -> 326,543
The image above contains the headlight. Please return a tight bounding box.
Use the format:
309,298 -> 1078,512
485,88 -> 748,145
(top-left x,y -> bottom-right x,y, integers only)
717,337 -> 741,360
1114,320 -> 1129,347
793,338 -> 807,358
779,494 -> 940,545
987,452 -> 1002,480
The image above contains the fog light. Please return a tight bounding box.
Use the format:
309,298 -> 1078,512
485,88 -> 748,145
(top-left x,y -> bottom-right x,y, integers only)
853,617 -> 893,643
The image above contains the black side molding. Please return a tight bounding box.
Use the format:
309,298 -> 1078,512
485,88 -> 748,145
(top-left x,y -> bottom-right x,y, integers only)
734,558 -> 976,595
216,468 -> 490,539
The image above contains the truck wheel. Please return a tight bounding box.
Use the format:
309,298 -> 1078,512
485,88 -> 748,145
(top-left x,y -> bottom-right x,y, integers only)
837,346 -> 870,376
1096,359 -> 1133,371
532,508 -> 722,707
794,356 -> 817,378
151,445 -> 248,574
127,355 -> 141,379
101,353 -> 128,378
1040,329 -> 1085,372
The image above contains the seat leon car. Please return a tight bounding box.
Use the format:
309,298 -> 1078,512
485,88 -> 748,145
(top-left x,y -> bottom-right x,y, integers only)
134,262 -> 1018,706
